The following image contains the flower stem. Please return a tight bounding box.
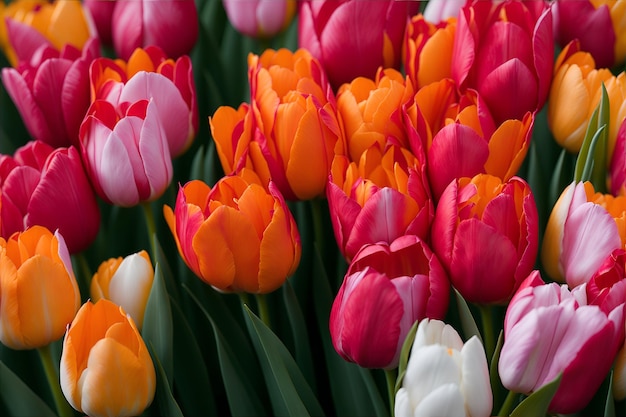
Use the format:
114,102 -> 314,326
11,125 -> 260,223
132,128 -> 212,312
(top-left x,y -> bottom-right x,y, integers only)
497,390 -> 518,417
385,368 -> 397,415
479,304 -> 495,361
141,202 -> 158,259
310,198 -> 325,254
255,293 -> 271,329
72,252 -> 92,301
38,345 -> 74,417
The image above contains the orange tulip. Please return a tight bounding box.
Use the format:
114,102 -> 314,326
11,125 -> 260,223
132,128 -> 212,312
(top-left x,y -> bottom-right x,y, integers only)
164,173 -> 301,293
60,299 -> 156,417
336,68 -> 416,163
0,226 -> 80,350
403,14 -> 456,90
90,250 -> 154,330
0,0 -> 93,67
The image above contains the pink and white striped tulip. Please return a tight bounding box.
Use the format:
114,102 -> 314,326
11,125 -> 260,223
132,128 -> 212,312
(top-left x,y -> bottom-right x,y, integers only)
499,270 -> 625,414
330,235 -> 450,369
541,181 -> 624,287
79,98 -> 173,207
395,318 -> 492,417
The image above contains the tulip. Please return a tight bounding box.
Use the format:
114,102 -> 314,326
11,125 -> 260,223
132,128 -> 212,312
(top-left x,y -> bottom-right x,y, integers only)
79,98 -> 173,207
163,174 -> 301,294
586,249 -> 626,314
499,271 -> 625,414
423,0 -> 464,23
452,0 -> 553,124
90,250 -> 154,330
548,43 -> 626,155
336,68 -> 416,163
327,144 -> 433,263
395,318 -> 492,417
298,0 -> 419,90
60,299 -> 156,417
0,0 -> 94,67
553,0 -> 626,70
111,0 -> 198,61
1,33 -> 100,148
541,181 -> 626,287
403,14 -> 456,90
222,0 -> 296,39
0,226 -> 80,350
215,48 -> 343,201
614,335 -> 626,401
330,235 -> 450,369
431,174 -> 538,305
404,78 -> 534,199
611,118 -> 626,195
83,0 -> 116,46
0,141 -> 100,254
90,47 -> 199,157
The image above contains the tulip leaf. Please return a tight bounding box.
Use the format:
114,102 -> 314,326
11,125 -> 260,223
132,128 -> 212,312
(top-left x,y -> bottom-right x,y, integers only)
311,246 -> 388,417
510,372 -> 562,417
548,149 -> 570,209
143,264 -> 174,389
0,360 -> 56,417
148,342 -> 184,417
170,299 -> 218,417
184,285 -> 268,416
489,330 -> 506,412
395,320 -> 419,393
605,371 -> 615,417
281,279 -> 317,390
243,304 -> 325,417
152,234 -> 180,302
453,289 -> 482,343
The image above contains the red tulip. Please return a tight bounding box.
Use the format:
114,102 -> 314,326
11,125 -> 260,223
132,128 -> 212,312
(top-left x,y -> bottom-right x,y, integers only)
83,0 -> 116,46
1,31 -> 100,148
79,99 -> 173,207
298,0 -> 419,90
452,0 -> 553,124
111,0 -> 198,60
330,235 -> 450,369
0,141 -> 100,254
431,174 -> 538,304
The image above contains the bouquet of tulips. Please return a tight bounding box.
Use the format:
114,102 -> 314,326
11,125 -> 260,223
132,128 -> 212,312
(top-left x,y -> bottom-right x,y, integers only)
2,0 -> 626,416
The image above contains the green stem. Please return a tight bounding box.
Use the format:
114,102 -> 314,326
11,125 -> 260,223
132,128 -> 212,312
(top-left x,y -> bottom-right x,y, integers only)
255,293 -> 271,329
385,368 -> 398,416
497,390 -> 518,417
479,305 -> 495,361
141,202 -> 158,259
38,345 -> 74,417
72,252 -> 92,301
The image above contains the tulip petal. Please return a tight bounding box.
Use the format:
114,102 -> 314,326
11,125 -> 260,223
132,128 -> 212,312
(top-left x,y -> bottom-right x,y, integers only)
5,18 -> 53,64
462,336 -> 493,417
413,384 -> 466,417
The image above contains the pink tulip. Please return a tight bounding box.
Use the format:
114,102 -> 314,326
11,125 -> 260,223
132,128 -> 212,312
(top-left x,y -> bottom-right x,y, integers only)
0,141 -> 100,254
586,249 -> 626,315
222,0 -> 296,39
111,0 -> 198,60
330,235 -> 450,369
499,271 -> 625,414
431,174 -> 538,305
541,181 -> 624,287
83,0 -> 116,46
79,98 -> 173,207
452,0 -> 553,124
610,119 -> 626,196
1,22 -> 100,148
327,144 -> 433,263
553,0 -> 626,69
298,0 -> 419,90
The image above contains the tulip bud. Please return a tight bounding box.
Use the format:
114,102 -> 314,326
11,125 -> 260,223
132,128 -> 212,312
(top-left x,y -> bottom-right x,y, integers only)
222,0 -> 296,39
0,226 -> 80,350
330,235 -> 450,369
60,299 -> 156,417
395,318 -> 492,417
164,174 -> 301,294
90,250 -> 154,330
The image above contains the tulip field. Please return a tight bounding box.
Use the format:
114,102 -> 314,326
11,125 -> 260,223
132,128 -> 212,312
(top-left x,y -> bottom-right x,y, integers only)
2,1 -> 626,417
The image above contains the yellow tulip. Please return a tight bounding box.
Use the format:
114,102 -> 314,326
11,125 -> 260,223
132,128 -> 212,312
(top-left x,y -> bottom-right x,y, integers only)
0,226 -> 80,350
60,299 -> 156,417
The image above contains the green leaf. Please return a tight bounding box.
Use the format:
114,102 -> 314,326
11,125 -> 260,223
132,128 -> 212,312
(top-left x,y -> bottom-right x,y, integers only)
395,320 -> 419,393
243,304 -> 325,417
142,264 -> 174,388
454,289 -> 482,343
184,285 -> 268,416
152,234 -> 180,302
170,299 -> 218,417
605,370 -> 615,417
510,373 -> 562,417
281,280 -> 317,390
0,360 -> 56,417
490,331 -> 506,412
149,343 -> 184,417
548,149 -> 570,209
